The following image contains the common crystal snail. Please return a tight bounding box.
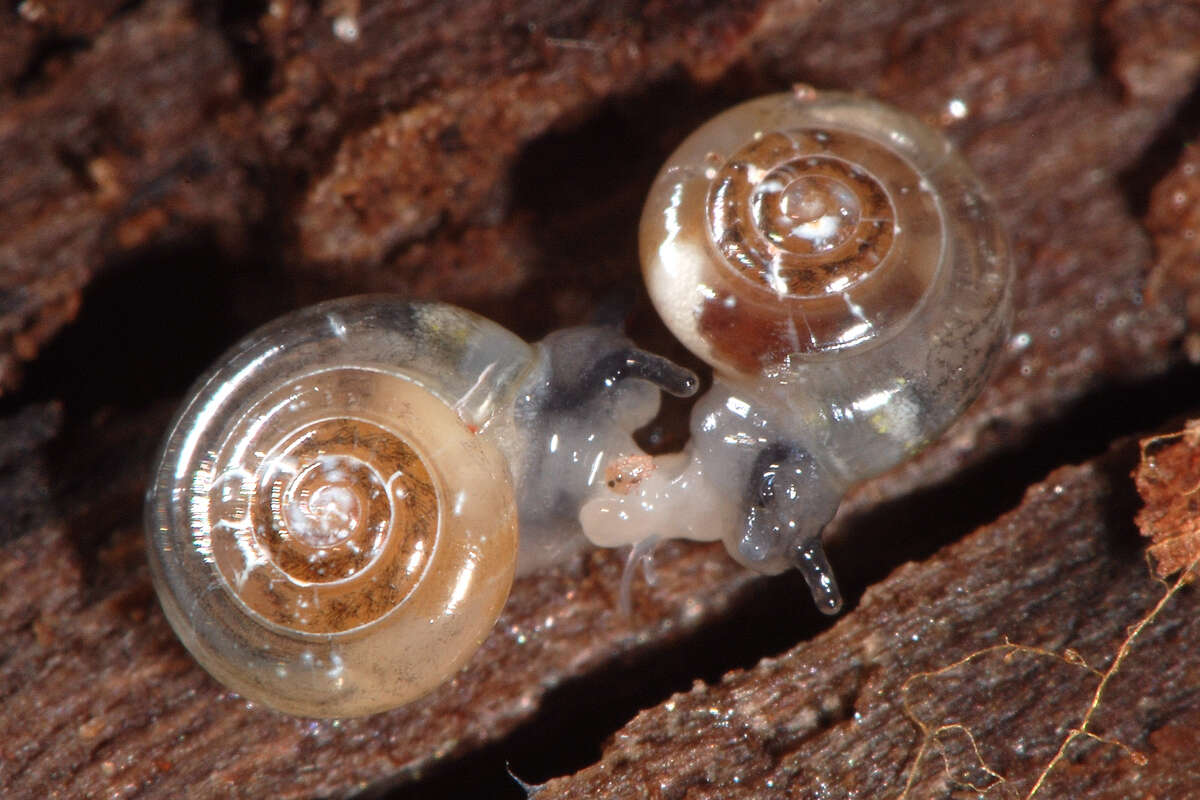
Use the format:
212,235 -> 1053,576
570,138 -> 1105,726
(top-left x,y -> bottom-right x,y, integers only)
146,89 -> 1011,718
145,299 -> 696,717
581,90 -> 1012,612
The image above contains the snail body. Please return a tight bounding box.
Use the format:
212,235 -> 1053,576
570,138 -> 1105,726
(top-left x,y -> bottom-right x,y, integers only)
581,91 -> 1012,611
148,90 -> 1012,717
146,297 -> 695,717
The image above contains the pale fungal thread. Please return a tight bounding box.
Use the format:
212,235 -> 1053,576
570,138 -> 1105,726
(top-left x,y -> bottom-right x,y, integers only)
146,89 -> 1012,718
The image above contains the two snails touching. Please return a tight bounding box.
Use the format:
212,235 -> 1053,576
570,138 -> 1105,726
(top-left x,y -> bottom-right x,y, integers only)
146,90 -> 1012,717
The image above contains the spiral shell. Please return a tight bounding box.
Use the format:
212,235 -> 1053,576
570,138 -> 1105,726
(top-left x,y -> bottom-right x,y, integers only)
146,298 -> 526,717
589,90 -> 1013,612
642,91 -> 1008,376
640,90 -> 1011,475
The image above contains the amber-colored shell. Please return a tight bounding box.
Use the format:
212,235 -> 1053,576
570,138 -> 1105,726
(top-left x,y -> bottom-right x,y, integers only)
146,298 -> 525,717
642,91 -> 1000,375
208,380 -> 442,636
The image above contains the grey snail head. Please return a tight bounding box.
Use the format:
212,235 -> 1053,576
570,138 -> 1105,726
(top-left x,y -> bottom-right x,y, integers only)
583,90 -> 1013,612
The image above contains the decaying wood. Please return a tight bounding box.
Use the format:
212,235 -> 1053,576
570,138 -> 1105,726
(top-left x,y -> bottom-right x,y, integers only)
2,0 -> 1200,798
539,441 -> 1200,799
1134,419 -> 1200,577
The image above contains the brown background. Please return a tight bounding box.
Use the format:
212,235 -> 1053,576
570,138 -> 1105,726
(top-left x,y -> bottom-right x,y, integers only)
2,0 -> 1200,797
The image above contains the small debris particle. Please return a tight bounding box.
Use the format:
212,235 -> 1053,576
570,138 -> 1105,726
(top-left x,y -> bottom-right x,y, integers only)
332,15 -> 359,43
79,718 -> 105,739
604,453 -> 655,495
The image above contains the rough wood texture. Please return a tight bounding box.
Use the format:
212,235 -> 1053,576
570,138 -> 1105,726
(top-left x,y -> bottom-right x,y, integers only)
539,441 -> 1200,799
2,0 -> 1200,798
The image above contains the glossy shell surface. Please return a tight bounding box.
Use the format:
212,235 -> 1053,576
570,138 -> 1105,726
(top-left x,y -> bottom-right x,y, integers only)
589,91 -> 1015,608
641,91 -> 1011,480
642,91 -> 1010,374
146,298 -> 525,717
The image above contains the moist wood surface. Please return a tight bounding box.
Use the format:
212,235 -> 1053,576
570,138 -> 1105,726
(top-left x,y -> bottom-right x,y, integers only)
2,1 -> 1200,798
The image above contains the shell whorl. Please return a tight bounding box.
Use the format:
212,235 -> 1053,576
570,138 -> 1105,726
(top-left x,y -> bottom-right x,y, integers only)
708,128 -> 937,298
205,370 -> 444,636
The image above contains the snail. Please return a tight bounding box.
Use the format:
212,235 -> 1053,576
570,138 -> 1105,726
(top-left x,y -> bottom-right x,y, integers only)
580,89 -> 1013,613
145,298 -> 697,717
146,89 -> 1011,718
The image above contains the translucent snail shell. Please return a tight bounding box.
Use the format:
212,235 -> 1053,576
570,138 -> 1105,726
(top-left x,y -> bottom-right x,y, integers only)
146,296 -> 696,717
582,90 -> 1013,612
146,299 -> 525,717
642,90 -> 1009,374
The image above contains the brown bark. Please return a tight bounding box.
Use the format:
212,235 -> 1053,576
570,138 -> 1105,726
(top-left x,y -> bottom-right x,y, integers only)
539,440 -> 1200,799
2,0 -> 1199,798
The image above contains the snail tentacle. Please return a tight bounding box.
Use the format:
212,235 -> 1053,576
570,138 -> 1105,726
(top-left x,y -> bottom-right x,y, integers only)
584,347 -> 699,398
581,90 -> 1012,612
791,538 -> 843,615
